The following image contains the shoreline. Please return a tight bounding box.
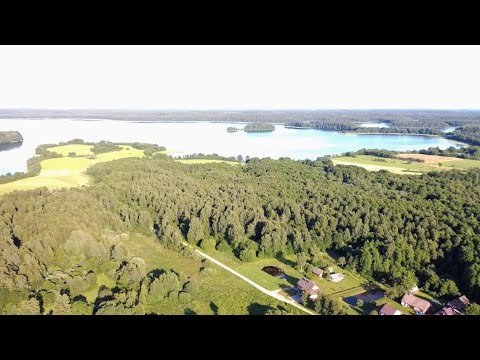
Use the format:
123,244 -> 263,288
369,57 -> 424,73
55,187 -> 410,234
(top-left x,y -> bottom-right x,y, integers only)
344,132 -> 441,137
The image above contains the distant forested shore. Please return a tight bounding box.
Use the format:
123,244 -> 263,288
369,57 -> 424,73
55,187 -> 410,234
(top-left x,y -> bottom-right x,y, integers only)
3,109 -> 480,144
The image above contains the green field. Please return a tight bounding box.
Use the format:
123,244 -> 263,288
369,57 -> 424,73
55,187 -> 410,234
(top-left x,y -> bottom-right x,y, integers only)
121,234 -> 305,315
81,273 -> 117,304
49,144 -> 95,156
0,144 -> 145,195
332,155 -> 480,175
0,144 -> 242,195
195,245 -> 386,315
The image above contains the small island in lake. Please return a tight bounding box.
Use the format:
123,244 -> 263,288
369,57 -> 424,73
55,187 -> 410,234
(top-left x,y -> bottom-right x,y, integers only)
243,123 -> 275,133
0,131 -> 23,151
227,126 -> 240,132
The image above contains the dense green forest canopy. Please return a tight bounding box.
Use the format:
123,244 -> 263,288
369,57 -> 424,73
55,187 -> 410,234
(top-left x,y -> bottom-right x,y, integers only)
446,126 -> 480,146
2,149 -> 480,314
0,131 -> 23,146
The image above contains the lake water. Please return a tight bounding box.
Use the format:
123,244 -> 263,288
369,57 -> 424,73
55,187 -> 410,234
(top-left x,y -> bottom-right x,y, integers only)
0,118 -> 460,175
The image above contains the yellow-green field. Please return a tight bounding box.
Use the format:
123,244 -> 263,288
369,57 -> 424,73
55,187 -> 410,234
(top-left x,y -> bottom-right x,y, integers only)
48,144 -> 95,156
0,144 -> 145,195
0,144 -> 241,195
332,154 -> 480,175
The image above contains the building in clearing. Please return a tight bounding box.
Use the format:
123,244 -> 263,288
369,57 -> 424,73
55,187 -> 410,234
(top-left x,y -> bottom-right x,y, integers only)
312,267 -> 324,278
379,304 -> 402,315
447,295 -> 470,313
328,273 -> 344,283
401,292 -> 431,314
296,278 -> 319,300
434,307 -> 457,315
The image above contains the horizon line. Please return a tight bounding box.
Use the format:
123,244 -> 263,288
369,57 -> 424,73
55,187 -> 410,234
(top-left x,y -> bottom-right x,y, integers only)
1,107 -> 480,112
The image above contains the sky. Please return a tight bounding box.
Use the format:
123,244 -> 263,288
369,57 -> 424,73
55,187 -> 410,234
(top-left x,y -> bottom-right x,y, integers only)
0,45 -> 479,110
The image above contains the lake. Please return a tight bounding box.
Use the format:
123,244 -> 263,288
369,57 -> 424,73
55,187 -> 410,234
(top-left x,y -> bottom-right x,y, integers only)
0,118 -> 460,175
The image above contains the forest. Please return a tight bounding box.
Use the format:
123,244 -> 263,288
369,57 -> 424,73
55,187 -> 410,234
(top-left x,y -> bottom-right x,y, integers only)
243,123 -> 275,132
0,131 -> 23,151
1,149 -> 480,314
0,131 -> 23,145
2,109 -> 479,126
446,126 -> 480,146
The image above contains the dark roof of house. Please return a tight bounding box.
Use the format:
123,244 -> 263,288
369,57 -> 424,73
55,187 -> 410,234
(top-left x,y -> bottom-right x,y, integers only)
297,278 -> 318,293
401,292 -> 431,313
447,295 -> 470,311
434,307 -> 457,315
379,304 -> 399,315
312,267 -> 324,275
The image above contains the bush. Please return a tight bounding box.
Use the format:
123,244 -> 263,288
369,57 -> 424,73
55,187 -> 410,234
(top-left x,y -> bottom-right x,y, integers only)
200,238 -> 216,252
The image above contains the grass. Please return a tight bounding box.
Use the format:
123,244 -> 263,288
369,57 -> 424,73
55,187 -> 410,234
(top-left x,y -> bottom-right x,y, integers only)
375,297 -> 415,315
196,246 -> 380,315
0,145 -> 244,195
81,273 -> 117,304
0,145 -> 145,195
176,159 -> 240,165
332,155 -> 480,175
121,234 -> 305,315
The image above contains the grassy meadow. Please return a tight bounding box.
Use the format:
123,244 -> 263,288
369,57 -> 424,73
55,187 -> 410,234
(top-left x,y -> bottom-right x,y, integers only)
122,234 -> 305,315
332,154 -> 480,175
0,144 -> 242,195
0,144 -> 145,194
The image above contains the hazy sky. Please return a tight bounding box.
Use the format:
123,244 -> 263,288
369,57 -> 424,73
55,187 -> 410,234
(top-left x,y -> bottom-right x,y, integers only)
0,45 -> 479,110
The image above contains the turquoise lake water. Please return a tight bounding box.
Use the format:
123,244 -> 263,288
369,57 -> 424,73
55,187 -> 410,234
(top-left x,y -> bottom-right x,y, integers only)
0,119 -> 460,175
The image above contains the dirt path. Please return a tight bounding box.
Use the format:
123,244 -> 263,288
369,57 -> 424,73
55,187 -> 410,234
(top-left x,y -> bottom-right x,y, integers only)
193,247 -> 316,315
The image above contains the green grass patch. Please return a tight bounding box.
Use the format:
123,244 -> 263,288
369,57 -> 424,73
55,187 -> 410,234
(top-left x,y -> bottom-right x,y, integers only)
48,144 -> 94,156
375,297 -> 415,315
81,273 -> 117,304
121,234 -> 305,315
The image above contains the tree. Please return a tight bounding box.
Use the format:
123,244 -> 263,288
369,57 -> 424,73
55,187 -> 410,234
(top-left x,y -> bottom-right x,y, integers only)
187,217 -> 205,244
369,310 -> 378,315
438,279 -> 460,297
200,238 -> 216,252
51,292 -> 72,315
356,299 -> 364,308
296,252 -> 308,273
337,256 -> 346,267
301,291 -> 309,306
10,298 -> 41,315
465,303 -> 480,315
239,248 -> 256,262
117,257 -> 146,289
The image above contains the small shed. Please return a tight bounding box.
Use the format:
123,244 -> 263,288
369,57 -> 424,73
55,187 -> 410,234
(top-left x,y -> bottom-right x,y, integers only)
379,304 -> 401,315
312,267 -> 324,278
328,273 -> 344,283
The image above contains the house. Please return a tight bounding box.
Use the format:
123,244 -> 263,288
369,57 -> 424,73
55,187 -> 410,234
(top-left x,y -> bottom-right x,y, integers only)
447,295 -> 470,313
379,304 -> 401,315
409,284 -> 419,293
312,267 -> 324,278
297,277 -> 320,300
328,273 -> 344,283
401,292 -> 431,314
434,307 -> 457,315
